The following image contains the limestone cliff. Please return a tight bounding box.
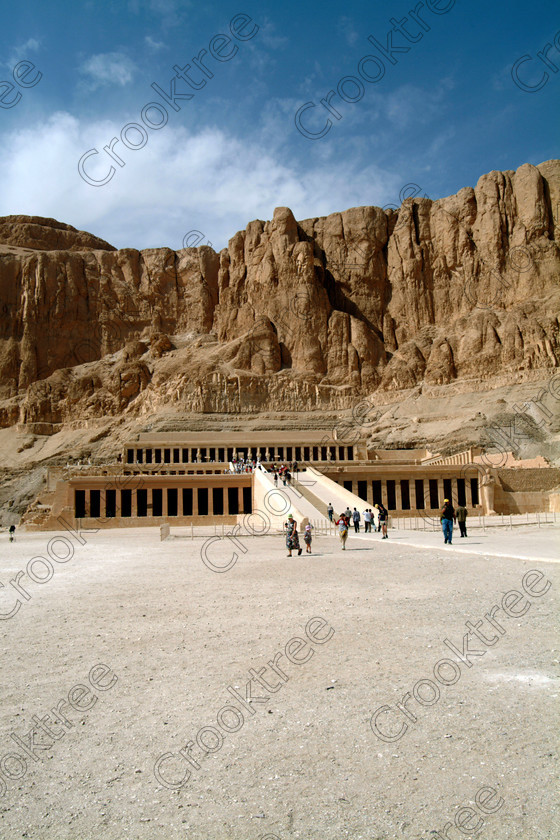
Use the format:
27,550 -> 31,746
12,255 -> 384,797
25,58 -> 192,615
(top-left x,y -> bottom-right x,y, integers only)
0,160 -> 558,428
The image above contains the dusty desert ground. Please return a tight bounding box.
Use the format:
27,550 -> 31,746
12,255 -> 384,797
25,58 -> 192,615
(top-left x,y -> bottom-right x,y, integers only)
0,522 -> 558,840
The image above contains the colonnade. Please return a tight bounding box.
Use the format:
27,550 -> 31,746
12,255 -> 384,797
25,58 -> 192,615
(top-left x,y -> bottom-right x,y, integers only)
125,443 -> 355,465
335,475 -> 480,511
74,483 -> 252,519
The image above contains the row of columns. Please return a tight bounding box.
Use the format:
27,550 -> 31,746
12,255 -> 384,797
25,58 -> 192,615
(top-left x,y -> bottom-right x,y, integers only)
76,485 -> 250,518
342,477 -> 479,511
126,444 -> 354,465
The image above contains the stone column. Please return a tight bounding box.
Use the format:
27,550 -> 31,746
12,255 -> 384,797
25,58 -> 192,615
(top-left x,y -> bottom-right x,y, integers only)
193,487 -> 199,516
381,480 -> 388,508
437,478 -> 445,507
450,478 -> 458,505
162,486 -> 168,517
131,488 -> 138,517
395,480 -> 402,511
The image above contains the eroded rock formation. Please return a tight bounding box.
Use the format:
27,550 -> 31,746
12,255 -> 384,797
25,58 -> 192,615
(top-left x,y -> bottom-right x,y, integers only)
0,160 -> 558,428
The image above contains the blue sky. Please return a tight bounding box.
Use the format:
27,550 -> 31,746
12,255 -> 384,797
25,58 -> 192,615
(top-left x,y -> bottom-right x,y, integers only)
1,0 -> 558,251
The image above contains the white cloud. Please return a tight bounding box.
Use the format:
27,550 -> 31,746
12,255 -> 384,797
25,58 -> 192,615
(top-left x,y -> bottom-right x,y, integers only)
0,111 -> 403,252
4,38 -> 41,70
79,52 -> 136,90
144,35 -> 165,52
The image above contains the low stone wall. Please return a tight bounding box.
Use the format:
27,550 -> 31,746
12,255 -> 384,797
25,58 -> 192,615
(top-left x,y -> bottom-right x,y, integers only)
494,490 -> 549,514
22,513 -> 239,531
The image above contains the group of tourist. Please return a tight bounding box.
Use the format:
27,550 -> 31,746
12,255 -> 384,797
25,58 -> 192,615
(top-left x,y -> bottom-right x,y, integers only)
272,462 -> 298,486
332,505 -> 388,549
229,456 -> 259,474
285,498 -> 469,554
326,503 -> 389,537
440,499 -> 468,544
285,514 -> 313,557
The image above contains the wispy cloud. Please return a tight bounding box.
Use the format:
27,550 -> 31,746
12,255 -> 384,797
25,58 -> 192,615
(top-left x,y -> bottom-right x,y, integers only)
4,37 -> 41,70
144,35 -> 165,52
128,0 -> 189,29
79,52 -> 136,90
339,16 -> 359,47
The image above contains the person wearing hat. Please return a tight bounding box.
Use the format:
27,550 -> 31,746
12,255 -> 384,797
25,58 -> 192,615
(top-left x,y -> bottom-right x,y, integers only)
335,513 -> 349,550
285,514 -> 302,556
440,498 -> 456,544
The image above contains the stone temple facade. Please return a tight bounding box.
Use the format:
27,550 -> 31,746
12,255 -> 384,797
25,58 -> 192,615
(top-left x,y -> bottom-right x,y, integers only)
20,432 -> 560,531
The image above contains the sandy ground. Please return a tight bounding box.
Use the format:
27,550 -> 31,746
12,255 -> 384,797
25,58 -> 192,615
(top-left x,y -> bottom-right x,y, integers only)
0,523 -> 558,840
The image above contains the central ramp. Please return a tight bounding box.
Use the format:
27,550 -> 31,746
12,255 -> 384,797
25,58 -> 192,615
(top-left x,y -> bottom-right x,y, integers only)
252,469 -> 331,531
294,466 -> 379,526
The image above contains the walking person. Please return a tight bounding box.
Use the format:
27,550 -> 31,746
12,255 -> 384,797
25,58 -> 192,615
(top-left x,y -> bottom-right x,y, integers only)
363,508 -> 372,533
8,525 -> 15,543
335,514 -> 349,550
377,503 -> 388,538
285,514 -> 302,557
304,523 -> 313,553
274,472 -> 278,487
456,503 -> 468,537
344,506 -> 352,521
440,498 -> 456,544
352,508 -> 361,533
374,504 -> 382,532
327,503 -> 334,522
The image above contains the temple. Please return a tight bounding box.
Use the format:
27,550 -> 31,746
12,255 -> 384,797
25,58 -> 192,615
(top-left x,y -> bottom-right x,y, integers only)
20,431 -> 560,531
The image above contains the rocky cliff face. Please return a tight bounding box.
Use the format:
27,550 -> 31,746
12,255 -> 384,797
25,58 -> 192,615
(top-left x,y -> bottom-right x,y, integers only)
0,160 -> 558,428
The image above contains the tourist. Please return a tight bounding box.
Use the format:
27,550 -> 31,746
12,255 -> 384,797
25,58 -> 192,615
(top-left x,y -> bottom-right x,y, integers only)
363,508 -> 372,533
377,503 -> 388,538
352,508 -> 361,533
285,514 -> 302,557
274,472 -> 278,487
286,470 -> 292,485
456,503 -> 468,537
282,471 -> 287,486
327,503 -> 334,521
8,525 -> 15,543
344,506 -> 352,520
335,513 -> 349,550
441,498 -> 456,544
304,523 -> 313,553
